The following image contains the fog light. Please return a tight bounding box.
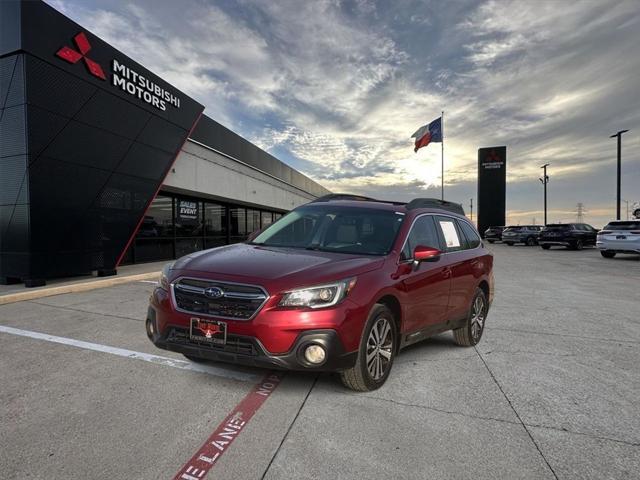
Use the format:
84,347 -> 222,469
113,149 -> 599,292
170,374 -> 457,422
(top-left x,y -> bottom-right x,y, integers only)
304,344 -> 326,364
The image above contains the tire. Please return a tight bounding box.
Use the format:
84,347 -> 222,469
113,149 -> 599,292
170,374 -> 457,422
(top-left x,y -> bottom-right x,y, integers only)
340,304 -> 397,392
488,240 -> 495,244
526,237 -> 536,246
601,250 -> 616,258
541,244 -> 551,250
505,242 -> 514,246
183,354 -> 208,363
573,239 -> 584,250
453,288 -> 488,347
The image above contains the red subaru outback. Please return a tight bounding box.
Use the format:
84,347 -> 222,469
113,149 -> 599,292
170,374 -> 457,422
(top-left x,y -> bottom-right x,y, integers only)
146,195 -> 494,391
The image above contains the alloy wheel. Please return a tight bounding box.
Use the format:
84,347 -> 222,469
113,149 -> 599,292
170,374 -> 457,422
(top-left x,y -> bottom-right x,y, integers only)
470,296 -> 486,342
366,317 -> 393,381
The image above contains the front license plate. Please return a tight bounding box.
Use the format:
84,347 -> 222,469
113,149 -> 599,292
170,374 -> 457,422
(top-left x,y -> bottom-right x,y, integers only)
190,317 -> 227,345
616,235 -> 627,240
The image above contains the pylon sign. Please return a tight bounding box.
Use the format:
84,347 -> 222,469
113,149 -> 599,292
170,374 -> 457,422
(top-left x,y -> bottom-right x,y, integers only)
477,147 -> 506,236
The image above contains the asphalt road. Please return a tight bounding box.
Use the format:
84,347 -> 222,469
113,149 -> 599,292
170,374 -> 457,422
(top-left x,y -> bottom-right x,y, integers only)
1,244 -> 638,479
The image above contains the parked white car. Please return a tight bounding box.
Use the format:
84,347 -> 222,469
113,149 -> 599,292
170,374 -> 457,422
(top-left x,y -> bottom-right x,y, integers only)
596,220 -> 640,258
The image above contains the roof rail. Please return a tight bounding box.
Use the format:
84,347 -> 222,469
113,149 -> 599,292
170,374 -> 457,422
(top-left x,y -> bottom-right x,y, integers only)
311,193 -> 376,203
405,198 -> 465,216
311,194 -> 405,205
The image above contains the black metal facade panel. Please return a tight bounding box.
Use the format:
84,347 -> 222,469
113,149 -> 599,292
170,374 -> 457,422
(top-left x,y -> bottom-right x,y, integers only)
477,146 -> 507,236
0,1 -> 204,282
190,115 -> 329,198
0,52 -> 30,278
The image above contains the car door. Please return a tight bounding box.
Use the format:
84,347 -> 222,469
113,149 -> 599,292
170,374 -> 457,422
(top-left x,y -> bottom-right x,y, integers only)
436,216 -> 476,321
583,224 -> 598,244
399,215 -> 452,334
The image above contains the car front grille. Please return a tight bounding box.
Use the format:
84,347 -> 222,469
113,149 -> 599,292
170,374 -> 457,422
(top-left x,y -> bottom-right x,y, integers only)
166,328 -> 258,356
172,278 -> 268,320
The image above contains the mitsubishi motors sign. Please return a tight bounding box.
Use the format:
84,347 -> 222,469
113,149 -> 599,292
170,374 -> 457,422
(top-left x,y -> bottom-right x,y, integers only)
111,59 -> 180,111
56,32 -> 181,112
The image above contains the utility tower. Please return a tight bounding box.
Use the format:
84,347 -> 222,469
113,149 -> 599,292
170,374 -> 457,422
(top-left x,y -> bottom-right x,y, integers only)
575,203 -> 587,223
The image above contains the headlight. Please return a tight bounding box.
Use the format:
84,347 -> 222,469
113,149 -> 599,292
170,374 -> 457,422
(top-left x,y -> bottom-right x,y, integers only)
158,262 -> 175,290
279,278 -> 357,309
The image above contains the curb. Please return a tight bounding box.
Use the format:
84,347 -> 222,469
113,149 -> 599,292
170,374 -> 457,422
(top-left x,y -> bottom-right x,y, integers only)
0,271 -> 161,306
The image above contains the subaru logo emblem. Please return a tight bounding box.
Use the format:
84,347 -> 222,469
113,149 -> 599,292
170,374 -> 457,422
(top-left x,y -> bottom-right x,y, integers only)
204,286 -> 224,298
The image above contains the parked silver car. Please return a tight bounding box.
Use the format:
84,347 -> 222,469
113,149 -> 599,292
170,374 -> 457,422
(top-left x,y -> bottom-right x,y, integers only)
596,221 -> 640,258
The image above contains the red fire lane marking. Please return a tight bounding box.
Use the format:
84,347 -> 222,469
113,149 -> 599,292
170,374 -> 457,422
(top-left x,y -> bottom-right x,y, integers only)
173,372 -> 284,480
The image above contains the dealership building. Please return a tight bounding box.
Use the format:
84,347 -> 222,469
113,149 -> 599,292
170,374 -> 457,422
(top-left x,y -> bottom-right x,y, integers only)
0,0 -> 329,287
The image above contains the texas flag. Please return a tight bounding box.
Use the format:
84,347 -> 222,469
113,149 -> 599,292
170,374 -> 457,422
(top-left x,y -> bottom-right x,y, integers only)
411,117 -> 442,152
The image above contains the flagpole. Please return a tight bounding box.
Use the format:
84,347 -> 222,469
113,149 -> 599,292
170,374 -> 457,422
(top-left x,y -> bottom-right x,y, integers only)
441,110 -> 444,200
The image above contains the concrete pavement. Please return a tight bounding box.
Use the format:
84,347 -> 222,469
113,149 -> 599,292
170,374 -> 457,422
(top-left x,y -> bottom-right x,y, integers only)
0,244 -> 638,479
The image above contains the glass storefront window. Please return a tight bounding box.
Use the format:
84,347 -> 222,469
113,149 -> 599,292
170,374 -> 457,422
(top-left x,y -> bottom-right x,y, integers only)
175,198 -> 203,237
247,209 -> 261,236
261,211 -> 273,228
127,192 -> 285,261
205,203 -> 227,236
138,195 -> 173,238
230,207 -> 246,242
176,238 -> 203,258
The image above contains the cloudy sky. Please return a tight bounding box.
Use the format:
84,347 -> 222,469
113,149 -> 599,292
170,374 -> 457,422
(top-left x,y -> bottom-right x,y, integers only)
48,0 -> 640,227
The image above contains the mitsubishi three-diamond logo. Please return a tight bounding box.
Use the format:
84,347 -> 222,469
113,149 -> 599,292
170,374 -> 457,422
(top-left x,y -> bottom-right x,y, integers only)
56,32 -> 106,80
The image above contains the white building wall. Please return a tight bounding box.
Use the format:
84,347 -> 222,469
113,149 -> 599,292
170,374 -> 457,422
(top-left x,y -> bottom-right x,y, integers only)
162,139 -> 326,211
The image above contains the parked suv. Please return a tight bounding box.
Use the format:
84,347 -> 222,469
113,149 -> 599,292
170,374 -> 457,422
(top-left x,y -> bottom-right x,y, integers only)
146,195 -> 494,391
597,220 -> 640,258
484,226 -> 505,243
501,225 -> 543,246
539,223 -> 598,250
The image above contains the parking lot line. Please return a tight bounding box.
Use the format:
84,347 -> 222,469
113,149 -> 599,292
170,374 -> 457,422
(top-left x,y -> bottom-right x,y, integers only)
0,325 -> 257,382
173,371 -> 284,480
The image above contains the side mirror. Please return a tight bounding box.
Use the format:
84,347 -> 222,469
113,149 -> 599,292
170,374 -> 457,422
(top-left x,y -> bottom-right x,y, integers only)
413,245 -> 442,263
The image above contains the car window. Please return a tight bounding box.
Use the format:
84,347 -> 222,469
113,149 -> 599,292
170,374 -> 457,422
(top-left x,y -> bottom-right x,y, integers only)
436,216 -> 463,252
401,215 -> 441,260
604,221 -> 640,230
459,221 -> 481,249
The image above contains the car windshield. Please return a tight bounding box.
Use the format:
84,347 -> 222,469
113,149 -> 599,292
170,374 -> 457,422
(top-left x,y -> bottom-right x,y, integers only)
250,205 -> 405,255
504,226 -> 522,232
604,221 -> 640,231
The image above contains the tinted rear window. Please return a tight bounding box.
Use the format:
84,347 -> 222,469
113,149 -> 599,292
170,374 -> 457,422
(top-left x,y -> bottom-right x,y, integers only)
604,221 -> 640,230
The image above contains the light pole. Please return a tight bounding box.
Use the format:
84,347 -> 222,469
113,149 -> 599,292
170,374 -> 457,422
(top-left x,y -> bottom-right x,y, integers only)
610,129 -> 629,220
539,163 -> 550,225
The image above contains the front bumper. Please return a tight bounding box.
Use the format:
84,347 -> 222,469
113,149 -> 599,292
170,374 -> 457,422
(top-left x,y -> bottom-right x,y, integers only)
148,316 -> 356,371
146,286 -> 364,372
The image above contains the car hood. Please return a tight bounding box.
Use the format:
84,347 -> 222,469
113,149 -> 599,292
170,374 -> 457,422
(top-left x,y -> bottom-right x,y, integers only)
172,243 -> 385,288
